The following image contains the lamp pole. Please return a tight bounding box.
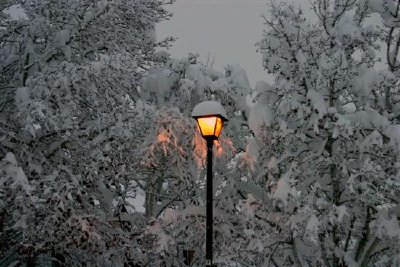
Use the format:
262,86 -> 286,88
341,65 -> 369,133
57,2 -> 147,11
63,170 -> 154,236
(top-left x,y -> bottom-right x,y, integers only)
191,100 -> 228,267
206,138 -> 214,267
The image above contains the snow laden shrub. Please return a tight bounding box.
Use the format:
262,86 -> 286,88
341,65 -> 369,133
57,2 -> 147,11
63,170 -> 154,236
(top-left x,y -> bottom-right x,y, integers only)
0,0 -> 174,265
235,0 -> 400,266
135,55 -> 253,266
141,55 -> 252,149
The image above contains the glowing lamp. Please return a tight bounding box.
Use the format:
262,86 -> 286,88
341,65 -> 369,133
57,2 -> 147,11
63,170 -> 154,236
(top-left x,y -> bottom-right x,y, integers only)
192,100 -> 228,266
192,101 -> 228,140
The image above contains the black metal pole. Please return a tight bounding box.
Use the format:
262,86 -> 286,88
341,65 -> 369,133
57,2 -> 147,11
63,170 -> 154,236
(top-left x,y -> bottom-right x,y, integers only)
206,138 -> 214,267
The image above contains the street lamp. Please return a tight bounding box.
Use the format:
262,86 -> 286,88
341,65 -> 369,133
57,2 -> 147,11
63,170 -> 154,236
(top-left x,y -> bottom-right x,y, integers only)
192,101 -> 228,267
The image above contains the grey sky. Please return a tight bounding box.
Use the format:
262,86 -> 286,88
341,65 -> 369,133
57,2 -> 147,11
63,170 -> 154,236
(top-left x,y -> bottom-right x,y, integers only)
157,0 -> 385,89
156,0 -> 272,88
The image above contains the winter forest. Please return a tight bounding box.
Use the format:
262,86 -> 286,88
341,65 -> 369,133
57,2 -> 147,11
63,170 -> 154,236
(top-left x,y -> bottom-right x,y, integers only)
1,0 -> 400,266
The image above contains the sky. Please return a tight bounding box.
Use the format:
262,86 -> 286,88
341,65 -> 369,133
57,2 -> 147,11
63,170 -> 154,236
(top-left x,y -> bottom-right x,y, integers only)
156,0 -> 273,88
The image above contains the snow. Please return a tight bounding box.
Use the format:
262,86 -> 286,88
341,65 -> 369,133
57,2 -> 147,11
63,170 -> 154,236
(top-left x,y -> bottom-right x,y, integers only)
360,130 -> 383,152
248,103 -> 272,137
161,208 -> 179,223
12,214 -> 28,229
7,261 -> 20,267
210,77 -> 229,93
241,194 -> 258,218
342,102 -> 356,113
4,152 -> 18,165
55,29 -> 71,47
296,50 -> 307,69
246,238 -> 264,253
254,80 -> 271,93
305,214 -> 319,244
142,69 -> 173,105
225,64 -> 251,89
384,125 -> 400,151
154,50 -> 170,62
337,10 -> 359,37
368,0 -> 384,13
4,153 -> 32,193
179,78 -> 196,96
267,157 -> 278,172
352,68 -> 378,98
2,4 -> 29,21
191,100 -> 228,120
335,205 -> 349,223
278,92 -> 302,116
126,194 -> 145,213
372,211 -> 400,238
272,172 -> 291,206
306,89 -> 327,117
15,87 -> 31,106
186,64 -> 212,94
344,108 -> 390,130
244,138 -> 259,171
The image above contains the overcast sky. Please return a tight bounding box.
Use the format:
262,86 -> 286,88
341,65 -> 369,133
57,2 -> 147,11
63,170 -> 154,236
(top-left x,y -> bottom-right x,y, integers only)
157,0 -> 273,88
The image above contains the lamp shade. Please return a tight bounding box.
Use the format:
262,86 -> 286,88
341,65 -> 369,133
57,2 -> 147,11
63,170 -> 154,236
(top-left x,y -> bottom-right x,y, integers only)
192,101 -> 228,140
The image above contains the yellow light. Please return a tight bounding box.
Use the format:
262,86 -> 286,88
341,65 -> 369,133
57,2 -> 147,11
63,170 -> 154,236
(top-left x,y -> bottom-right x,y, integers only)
197,117 -> 217,137
196,116 -> 224,139
214,117 -> 223,138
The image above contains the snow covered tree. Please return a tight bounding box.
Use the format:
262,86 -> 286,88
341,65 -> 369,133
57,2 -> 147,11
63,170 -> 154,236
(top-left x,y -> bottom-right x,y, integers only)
0,0 -> 174,265
248,0 -> 400,266
1,0 -> 254,263
368,0 -> 400,118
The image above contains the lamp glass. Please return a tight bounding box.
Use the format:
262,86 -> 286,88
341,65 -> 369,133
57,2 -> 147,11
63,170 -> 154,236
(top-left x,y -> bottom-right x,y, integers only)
196,116 -> 224,139
214,117 -> 223,138
197,117 -> 217,137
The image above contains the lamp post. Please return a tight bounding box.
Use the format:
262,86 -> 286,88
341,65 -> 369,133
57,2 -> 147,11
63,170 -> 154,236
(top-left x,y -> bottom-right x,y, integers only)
192,101 -> 228,267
